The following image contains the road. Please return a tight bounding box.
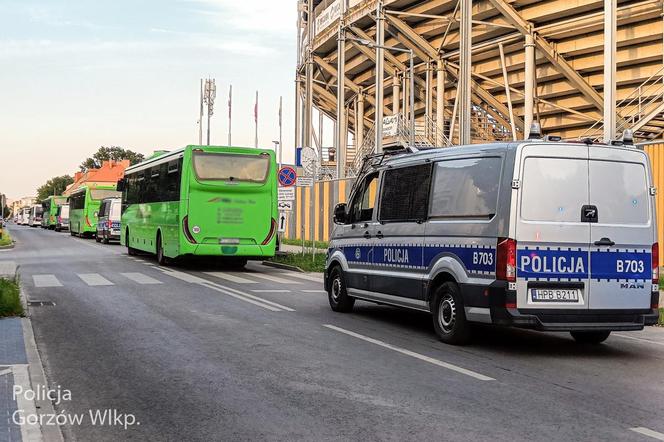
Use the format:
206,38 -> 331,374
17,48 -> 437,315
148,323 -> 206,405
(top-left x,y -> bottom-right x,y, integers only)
3,224 -> 664,441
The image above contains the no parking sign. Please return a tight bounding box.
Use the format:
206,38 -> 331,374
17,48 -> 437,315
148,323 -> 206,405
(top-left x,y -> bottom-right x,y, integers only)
278,166 -> 296,187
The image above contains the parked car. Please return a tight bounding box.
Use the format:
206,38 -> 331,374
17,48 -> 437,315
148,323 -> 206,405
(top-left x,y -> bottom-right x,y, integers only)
325,138 -> 660,345
55,204 -> 70,232
96,197 -> 121,243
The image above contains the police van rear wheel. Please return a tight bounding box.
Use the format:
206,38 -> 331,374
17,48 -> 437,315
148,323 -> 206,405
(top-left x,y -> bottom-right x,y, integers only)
432,282 -> 471,345
570,331 -> 611,344
328,267 -> 354,313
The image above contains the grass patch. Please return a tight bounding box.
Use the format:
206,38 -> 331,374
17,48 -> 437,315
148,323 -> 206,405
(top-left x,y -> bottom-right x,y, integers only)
0,228 -> 12,247
281,238 -> 328,250
269,252 -> 326,273
659,308 -> 664,326
0,278 -> 23,317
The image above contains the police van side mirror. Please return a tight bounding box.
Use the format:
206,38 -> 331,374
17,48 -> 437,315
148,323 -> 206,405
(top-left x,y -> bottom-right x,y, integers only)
116,178 -> 126,192
333,203 -> 347,224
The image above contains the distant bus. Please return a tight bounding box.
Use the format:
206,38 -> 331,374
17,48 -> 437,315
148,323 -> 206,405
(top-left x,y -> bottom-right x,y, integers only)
68,185 -> 121,238
42,196 -> 68,229
119,145 -> 277,265
28,205 -> 43,227
20,207 -> 30,225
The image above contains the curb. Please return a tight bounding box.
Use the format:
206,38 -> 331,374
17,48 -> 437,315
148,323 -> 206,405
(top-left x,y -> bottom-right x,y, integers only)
262,261 -> 305,273
17,269 -> 64,442
0,242 -> 15,250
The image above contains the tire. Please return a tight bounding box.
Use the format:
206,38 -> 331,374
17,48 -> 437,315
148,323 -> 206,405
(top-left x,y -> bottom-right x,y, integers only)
226,258 -> 247,268
95,232 -> 101,243
126,229 -> 137,256
327,266 -> 355,312
156,233 -> 169,266
103,231 -> 109,244
570,331 -> 611,344
431,282 -> 472,345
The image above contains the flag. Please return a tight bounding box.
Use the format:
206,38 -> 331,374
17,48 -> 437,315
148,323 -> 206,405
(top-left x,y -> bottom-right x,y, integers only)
254,91 -> 258,124
228,85 -> 232,119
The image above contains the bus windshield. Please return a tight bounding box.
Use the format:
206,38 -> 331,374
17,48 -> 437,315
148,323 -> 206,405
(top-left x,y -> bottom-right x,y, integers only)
192,152 -> 269,183
89,189 -> 120,200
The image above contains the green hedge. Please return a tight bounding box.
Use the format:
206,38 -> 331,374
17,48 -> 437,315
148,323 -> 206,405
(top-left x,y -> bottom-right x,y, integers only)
0,278 -> 23,317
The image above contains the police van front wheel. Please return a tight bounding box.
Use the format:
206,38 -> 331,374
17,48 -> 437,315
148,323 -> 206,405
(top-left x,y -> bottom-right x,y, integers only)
570,331 -> 611,344
328,267 -> 354,313
431,282 -> 471,345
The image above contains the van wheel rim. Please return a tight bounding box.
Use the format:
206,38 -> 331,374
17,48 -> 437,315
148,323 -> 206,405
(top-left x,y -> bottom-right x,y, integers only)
331,276 -> 342,302
438,294 -> 456,332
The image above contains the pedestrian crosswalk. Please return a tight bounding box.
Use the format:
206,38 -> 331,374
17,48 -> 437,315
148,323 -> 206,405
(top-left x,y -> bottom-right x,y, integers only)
29,268 -> 324,289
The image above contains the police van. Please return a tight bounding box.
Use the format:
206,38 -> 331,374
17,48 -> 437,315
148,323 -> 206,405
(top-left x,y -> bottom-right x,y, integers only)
325,136 -> 660,345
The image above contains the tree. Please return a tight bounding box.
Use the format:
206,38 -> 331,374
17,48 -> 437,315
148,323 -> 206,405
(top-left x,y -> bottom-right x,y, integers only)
80,146 -> 145,171
36,175 -> 74,201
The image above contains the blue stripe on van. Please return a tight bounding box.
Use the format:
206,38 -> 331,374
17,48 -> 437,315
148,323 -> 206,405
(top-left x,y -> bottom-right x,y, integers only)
341,244 -> 496,274
517,247 -> 650,281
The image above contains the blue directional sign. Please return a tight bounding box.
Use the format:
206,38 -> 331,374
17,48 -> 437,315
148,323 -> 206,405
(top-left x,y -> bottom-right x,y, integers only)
278,166 -> 297,187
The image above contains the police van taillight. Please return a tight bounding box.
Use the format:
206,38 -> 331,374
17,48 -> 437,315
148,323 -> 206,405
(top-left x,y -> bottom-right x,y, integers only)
652,242 -> 659,284
497,238 -> 516,282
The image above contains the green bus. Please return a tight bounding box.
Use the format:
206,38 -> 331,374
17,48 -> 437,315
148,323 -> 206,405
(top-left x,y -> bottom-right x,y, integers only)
68,185 -> 121,238
118,145 -> 278,265
41,196 -> 68,229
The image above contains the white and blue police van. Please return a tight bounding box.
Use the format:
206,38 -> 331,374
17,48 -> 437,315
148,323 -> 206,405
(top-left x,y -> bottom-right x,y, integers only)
325,136 -> 660,345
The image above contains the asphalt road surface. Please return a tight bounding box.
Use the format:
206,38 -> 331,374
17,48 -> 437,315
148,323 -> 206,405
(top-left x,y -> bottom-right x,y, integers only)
4,224 -> 664,441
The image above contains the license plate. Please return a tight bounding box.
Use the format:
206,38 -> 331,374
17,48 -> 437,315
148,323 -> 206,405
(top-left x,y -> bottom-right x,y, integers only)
530,288 -> 580,303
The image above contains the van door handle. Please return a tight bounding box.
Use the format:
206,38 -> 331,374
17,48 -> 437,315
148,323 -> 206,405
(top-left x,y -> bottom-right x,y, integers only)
376,231 -> 384,239
363,231 -> 371,239
594,237 -> 615,247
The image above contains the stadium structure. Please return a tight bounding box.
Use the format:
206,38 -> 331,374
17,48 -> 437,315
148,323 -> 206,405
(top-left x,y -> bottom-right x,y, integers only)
293,0 -> 664,179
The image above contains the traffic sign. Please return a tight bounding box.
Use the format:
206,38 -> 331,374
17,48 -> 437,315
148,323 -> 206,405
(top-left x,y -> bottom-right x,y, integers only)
297,177 -> 313,187
277,201 -> 293,211
278,187 -> 295,201
278,212 -> 287,233
278,166 -> 297,187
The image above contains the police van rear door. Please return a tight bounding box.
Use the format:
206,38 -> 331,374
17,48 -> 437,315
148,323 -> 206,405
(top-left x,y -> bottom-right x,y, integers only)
587,148 -> 654,309
516,144 -> 591,310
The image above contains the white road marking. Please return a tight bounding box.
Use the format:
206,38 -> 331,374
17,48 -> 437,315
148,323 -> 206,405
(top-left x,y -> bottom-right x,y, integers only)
614,333 -> 664,347
12,364 -> 43,441
203,281 -> 295,312
204,271 -> 257,284
200,283 -> 283,312
323,324 -> 495,381
77,273 -> 114,286
251,289 -> 291,293
157,268 -> 295,312
301,289 -> 326,294
32,274 -> 62,288
286,273 -> 324,283
120,272 -> 162,285
631,427 -> 664,440
250,273 -> 301,284
157,268 -> 209,284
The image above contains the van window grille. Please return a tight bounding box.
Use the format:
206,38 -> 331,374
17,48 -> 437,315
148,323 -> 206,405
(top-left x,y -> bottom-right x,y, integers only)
379,164 -> 432,222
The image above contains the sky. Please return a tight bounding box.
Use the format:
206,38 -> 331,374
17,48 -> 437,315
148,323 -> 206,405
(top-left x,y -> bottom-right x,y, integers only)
0,0 -> 298,199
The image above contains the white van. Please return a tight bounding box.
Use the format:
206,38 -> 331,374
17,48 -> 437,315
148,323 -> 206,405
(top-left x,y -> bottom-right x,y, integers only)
325,140 -> 660,345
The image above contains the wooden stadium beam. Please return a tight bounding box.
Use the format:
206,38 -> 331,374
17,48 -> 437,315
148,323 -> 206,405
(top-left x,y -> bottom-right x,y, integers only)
486,0 -> 605,112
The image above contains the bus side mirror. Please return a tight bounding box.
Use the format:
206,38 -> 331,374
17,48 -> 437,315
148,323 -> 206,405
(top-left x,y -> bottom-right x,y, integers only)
116,178 -> 126,192
333,203 -> 347,225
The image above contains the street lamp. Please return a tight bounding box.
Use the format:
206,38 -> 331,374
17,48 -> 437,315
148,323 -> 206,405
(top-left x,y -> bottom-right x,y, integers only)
346,36 -> 415,149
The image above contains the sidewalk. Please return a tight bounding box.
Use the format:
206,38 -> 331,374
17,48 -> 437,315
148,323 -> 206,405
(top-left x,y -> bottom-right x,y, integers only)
279,244 -> 327,254
0,260 -> 63,442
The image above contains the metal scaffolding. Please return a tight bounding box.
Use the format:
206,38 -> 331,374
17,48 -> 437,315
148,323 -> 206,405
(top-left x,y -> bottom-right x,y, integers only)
296,0 -> 664,178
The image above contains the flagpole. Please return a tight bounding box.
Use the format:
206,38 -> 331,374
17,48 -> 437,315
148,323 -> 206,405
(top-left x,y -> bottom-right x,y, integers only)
228,84 -> 232,146
254,91 -> 259,148
278,96 -> 283,168
198,79 -> 203,145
